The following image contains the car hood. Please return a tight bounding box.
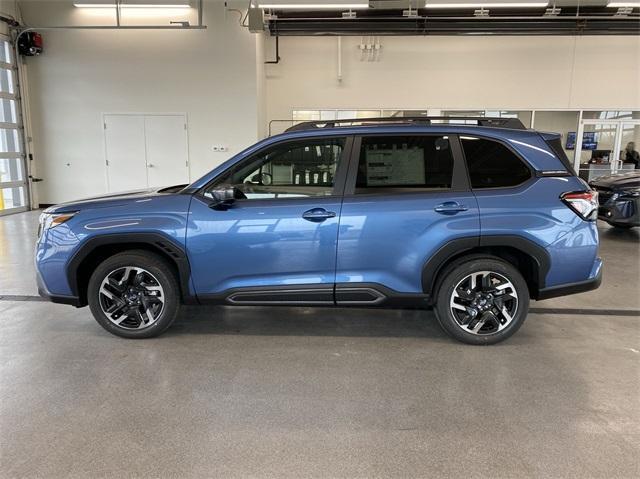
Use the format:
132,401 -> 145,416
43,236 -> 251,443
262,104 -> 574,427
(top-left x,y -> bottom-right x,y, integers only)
43,184 -> 189,214
589,172 -> 640,190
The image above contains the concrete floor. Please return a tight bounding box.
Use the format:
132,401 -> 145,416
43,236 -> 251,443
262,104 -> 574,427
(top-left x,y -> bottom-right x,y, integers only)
0,211 -> 638,478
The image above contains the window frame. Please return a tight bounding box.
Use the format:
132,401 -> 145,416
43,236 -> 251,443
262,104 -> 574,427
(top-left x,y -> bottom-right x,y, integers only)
343,133 -> 470,197
458,134 -> 535,191
197,135 -> 354,204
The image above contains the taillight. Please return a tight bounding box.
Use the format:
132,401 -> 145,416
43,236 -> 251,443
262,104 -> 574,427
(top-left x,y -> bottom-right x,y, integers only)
561,190 -> 598,221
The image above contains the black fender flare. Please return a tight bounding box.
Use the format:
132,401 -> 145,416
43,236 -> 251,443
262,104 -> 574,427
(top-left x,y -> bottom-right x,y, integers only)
421,235 -> 551,297
66,232 -> 194,306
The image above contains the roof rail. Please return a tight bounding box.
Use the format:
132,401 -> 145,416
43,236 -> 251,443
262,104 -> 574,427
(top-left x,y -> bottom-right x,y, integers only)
284,116 -> 526,133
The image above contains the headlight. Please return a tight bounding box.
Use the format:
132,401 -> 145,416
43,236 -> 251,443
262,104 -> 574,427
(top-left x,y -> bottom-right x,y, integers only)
37,211 -> 77,238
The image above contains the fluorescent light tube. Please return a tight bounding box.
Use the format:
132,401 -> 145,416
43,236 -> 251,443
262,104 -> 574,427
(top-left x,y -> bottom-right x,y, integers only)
74,3 -> 191,8
258,3 -> 369,9
425,2 -> 549,7
607,2 -> 640,7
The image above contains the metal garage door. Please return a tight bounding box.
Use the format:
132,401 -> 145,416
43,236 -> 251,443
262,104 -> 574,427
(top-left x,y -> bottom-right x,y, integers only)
0,33 -> 28,216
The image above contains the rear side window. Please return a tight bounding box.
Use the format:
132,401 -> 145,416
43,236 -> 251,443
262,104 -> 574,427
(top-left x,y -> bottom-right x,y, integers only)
461,136 -> 531,189
356,135 -> 454,192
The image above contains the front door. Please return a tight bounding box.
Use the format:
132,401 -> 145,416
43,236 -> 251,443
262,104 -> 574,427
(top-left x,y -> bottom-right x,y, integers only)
187,136 -> 351,303
335,134 -> 480,303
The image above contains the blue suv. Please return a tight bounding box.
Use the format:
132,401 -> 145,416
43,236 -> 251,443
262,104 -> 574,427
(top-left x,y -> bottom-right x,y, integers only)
36,117 -> 602,344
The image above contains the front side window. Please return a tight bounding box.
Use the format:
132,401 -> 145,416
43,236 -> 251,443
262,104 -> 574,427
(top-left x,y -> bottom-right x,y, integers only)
461,136 -> 531,189
205,137 -> 345,200
355,135 -> 454,193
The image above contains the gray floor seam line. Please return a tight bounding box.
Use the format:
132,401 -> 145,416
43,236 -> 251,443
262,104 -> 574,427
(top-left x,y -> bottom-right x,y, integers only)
0,295 -> 639,316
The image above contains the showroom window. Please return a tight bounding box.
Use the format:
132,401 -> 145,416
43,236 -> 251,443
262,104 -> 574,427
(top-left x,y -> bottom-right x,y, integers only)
207,137 -> 346,200
461,136 -> 530,189
355,135 -> 454,192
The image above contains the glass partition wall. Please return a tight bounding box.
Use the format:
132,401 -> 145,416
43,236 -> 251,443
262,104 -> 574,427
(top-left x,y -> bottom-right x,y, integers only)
288,109 -> 640,180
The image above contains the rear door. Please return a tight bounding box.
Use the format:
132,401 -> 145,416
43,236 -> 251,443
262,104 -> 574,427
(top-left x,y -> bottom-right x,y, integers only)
335,133 -> 480,303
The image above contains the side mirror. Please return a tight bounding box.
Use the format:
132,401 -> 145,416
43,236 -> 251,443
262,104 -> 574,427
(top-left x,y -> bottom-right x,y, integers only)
209,185 -> 237,210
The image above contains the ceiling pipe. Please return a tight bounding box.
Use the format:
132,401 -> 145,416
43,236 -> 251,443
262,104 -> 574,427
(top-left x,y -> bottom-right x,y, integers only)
337,36 -> 342,82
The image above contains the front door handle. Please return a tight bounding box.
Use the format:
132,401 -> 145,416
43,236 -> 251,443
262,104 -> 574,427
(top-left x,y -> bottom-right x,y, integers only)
434,201 -> 468,215
302,208 -> 336,223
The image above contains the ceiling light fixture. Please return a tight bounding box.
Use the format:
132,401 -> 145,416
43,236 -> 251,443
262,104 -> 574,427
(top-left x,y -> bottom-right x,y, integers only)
73,3 -> 191,8
425,2 -> 548,8
607,2 -> 640,7
257,3 -> 370,9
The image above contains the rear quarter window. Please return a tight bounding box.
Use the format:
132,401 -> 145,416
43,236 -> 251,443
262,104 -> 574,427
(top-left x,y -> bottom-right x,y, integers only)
461,136 -> 531,189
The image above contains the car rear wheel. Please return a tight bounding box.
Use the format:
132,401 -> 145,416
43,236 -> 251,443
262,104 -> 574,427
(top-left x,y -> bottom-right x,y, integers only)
87,250 -> 180,338
434,256 -> 529,345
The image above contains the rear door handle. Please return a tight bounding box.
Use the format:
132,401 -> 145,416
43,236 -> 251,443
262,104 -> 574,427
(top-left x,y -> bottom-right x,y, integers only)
434,201 -> 468,215
302,208 -> 336,223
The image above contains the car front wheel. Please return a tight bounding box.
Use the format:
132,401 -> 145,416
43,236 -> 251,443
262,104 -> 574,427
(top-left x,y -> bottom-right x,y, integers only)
434,256 -> 530,345
609,222 -> 635,229
87,250 -> 180,338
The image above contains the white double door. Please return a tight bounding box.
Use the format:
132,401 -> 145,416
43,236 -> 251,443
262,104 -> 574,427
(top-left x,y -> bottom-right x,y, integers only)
104,114 -> 189,193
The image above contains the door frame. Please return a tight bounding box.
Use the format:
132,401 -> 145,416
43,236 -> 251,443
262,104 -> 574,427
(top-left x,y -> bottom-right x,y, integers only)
573,118 -> 640,176
102,112 -> 190,193
195,134 -> 356,202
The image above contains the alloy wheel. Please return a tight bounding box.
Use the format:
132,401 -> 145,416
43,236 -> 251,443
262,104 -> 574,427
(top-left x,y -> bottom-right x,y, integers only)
98,266 -> 165,330
449,270 -> 518,336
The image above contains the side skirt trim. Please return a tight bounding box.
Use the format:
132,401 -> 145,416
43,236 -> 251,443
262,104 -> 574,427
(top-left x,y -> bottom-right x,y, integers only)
198,283 -> 430,309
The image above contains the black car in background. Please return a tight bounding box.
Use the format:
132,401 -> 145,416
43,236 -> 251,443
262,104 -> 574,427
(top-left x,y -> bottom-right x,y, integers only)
589,172 -> 640,229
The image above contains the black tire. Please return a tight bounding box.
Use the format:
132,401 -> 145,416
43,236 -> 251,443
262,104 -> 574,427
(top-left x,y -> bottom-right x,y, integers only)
87,250 -> 180,339
433,255 -> 529,345
609,222 -> 635,229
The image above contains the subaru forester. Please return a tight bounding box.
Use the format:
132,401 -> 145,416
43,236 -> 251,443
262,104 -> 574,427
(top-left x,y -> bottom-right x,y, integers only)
35,117 -> 602,344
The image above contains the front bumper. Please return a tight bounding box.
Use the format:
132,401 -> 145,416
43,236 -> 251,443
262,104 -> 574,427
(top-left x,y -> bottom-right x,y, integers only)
597,195 -> 640,226
537,258 -> 603,300
36,270 -> 81,307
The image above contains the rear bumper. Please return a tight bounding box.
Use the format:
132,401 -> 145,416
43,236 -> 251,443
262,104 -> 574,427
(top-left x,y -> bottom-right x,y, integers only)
537,259 -> 602,300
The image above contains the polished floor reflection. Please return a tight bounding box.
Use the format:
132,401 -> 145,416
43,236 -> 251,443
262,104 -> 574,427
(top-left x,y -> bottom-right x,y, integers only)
0,211 -> 638,478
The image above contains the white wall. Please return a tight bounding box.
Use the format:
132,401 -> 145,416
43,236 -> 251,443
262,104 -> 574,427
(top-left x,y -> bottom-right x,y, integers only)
14,1 -> 640,204
264,35 -> 640,121
20,0 -> 259,204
